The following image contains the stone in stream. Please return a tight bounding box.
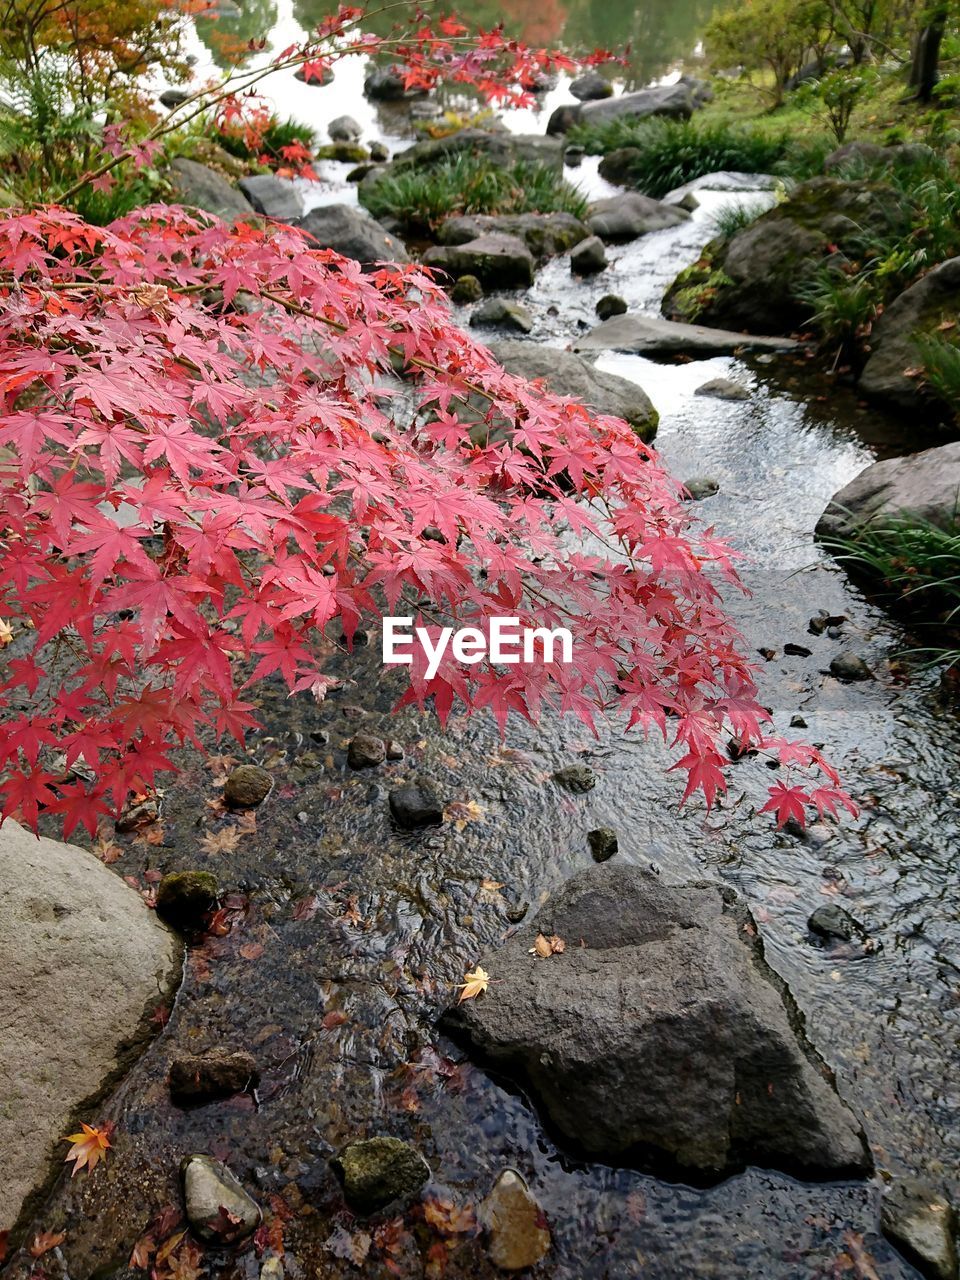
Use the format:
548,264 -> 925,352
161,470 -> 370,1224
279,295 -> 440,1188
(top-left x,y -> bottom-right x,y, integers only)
596,293 -> 627,320
682,476 -> 720,501
438,212 -> 588,261
237,174 -> 304,221
881,1178 -> 958,1280
385,739 -> 404,761
332,1137 -> 430,1215
182,1154 -> 262,1243
828,653 -> 874,682
807,904 -> 865,943
673,191 -> 700,212
547,80 -> 702,135
570,70 -> 613,101
553,763 -> 596,794
167,158 -> 254,220
297,204 -> 409,268
0,820 -> 180,1230
587,827 -> 618,862
564,144 -> 585,166
348,732 -> 387,769
159,88 -> 189,109
328,114 -> 362,142
470,298 -> 534,334
480,1169 -> 551,1271
450,274 -> 484,303
817,442 -> 960,545
389,777 -> 444,828
422,234 -> 536,290
574,313 -> 799,358
224,763 -> 273,808
570,235 -> 607,274
586,192 -> 689,243
446,863 -> 871,1178
486,341 -> 658,443
695,377 -> 750,401
169,1050 -> 260,1104
369,140 -> 389,163
156,870 -> 219,930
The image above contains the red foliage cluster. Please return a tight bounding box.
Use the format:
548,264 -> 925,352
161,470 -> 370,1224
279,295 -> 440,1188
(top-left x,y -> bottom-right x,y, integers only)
0,206 -> 854,837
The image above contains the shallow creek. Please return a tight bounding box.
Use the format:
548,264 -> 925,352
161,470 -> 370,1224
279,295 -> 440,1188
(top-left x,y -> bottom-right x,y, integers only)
13,34 -> 960,1280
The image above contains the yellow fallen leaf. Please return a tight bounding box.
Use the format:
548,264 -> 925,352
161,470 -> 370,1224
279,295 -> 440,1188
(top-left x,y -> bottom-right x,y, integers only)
444,799 -> 485,831
0,618 -> 13,647
480,878 -> 505,892
457,966 -> 490,1003
63,1122 -> 111,1176
200,827 -> 241,856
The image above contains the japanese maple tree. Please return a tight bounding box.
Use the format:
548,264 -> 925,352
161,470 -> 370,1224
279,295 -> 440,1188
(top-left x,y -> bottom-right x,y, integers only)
0,7 -> 855,837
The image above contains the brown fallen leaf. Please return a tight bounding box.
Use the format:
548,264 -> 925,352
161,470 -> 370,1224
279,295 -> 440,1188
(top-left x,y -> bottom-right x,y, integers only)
200,827 -> 241,856
130,1235 -> 155,1270
239,941 -> 265,961
423,1196 -> 477,1236
443,799 -> 484,831
29,1231 -> 66,1258
529,933 -> 565,957
456,966 -> 490,1003
155,1231 -> 187,1267
480,878 -> 505,892
63,1122 -> 112,1176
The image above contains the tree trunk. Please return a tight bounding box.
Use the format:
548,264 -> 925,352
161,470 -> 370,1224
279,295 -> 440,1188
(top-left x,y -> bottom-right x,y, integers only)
910,4 -> 948,101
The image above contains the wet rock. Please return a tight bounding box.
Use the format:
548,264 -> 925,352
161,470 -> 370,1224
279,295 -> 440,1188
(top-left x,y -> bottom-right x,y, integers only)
422,234 -> 535,289
790,714 -> 808,728
237,174 -> 304,221
480,1169 -> 551,1271
224,763 -> 273,809
587,828 -> 618,861
385,739 -> 404,761
570,235 -> 607,274
695,377 -> 750,401
682,476 -> 719,501
347,161 -> 379,182
295,64 -> 333,86
587,192 -> 689,243
505,902 -> 529,923
570,71 -> 613,101
156,870 -> 219,929
808,904 -> 864,943
486,340 -> 658,442
314,142 -> 368,164
182,1154 -> 262,1243
450,274 -> 483,303
389,777 -> 444,828
0,820 -> 180,1228
369,140 -> 389,163
364,66 -> 421,100
297,203 -> 409,268
438,211 -> 588,261
829,653 -> 873,682
809,609 -> 846,634
328,114 -> 362,142
673,191 -> 700,212
662,178 -> 912,336
470,298 -> 533,334
662,171 -> 781,203
574,313 -> 798,357
596,293 -> 627,321
167,158 -> 254,220
116,794 -> 159,832
332,1137 -> 430,1215
159,88 -> 189,109
348,732 -> 387,769
169,1050 -> 260,1103
553,764 -> 596,794
881,1177 -> 958,1280
564,144 -> 585,166
447,863 -> 871,1178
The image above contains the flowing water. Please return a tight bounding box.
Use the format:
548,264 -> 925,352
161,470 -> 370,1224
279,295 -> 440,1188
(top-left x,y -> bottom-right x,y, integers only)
11,9 -> 960,1279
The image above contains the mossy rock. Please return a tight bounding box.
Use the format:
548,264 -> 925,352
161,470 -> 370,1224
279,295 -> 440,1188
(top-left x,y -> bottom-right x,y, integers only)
331,1137 -> 430,1215
314,143 -> 370,164
156,871 -> 219,930
663,178 -> 913,336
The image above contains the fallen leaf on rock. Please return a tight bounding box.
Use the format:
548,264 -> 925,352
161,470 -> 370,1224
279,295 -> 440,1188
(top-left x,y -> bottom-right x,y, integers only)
480,878 -> 505,892
457,966 -> 490,1002
239,941 -> 265,961
130,1233 -> 155,1269
29,1231 -> 66,1258
155,1231 -> 187,1267
323,1010 -> 348,1030
0,618 -> 13,646
324,1225 -> 372,1266
444,799 -> 484,830
63,1122 -> 112,1176
201,827 -> 241,856
423,1196 -> 477,1236
94,835 -> 123,864
529,933 -> 565,957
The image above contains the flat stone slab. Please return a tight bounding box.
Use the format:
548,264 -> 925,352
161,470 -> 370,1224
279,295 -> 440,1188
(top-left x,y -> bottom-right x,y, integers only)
0,820 -> 179,1232
573,313 -> 800,358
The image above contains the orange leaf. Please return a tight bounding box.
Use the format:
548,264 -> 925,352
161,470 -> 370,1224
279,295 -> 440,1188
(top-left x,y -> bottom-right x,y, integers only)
29,1231 -> 66,1258
63,1122 -> 111,1176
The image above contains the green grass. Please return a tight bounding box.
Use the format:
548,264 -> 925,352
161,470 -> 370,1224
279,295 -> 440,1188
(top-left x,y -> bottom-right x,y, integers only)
915,333 -> 960,417
358,153 -> 588,236
567,116 -> 829,198
710,199 -> 769,239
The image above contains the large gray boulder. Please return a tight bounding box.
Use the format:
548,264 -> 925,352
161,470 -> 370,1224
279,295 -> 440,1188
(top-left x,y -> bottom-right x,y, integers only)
587,192 -> 690,242
858,256 -> 960,412
422,234 -> 535,290
438,212 -> 588,260
297,203 -> 409,268
487,340 -> 658,441
447,863 -> 870,1179
573,313 -> 798,358
237,174 -> 304,221
663,178 -> 912,335
167,158 -> 254,219
1,820 -> 180,1232
546,81 -> 700,135
366,129 -> 563,183
816,441 -> 960,542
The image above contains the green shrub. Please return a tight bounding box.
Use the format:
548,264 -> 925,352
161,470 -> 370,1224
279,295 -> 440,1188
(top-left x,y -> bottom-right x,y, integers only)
915,333 -> 960,414
567,117 -> 826,199
710,199 -> 768,239
797,265 -> 880,358
359,154 -> 588,235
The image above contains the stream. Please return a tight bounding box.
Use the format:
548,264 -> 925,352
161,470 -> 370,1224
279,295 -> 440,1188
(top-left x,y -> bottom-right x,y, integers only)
12,8 -> 960,1278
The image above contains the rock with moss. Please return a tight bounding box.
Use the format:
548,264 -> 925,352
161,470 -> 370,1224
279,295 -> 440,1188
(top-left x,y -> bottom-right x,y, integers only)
858,256 -> 960,412
422,234 -> 535,290
438,211 -> 588,260
313,142 -> 369,164
450,274 -> 484,303
224,763 -> 273,809
156,870 -> 219,929
816,441 -> 960,542
662,178 -> 913,335
470,298 -> 534,333
881,1177 -> 958,1280
587,192 -> 689,243
332,1137 -> 430,1214
364,129 -> 563,186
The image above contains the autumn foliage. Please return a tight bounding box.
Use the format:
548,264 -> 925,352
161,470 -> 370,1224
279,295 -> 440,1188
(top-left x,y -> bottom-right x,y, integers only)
0,196 -> 859,838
